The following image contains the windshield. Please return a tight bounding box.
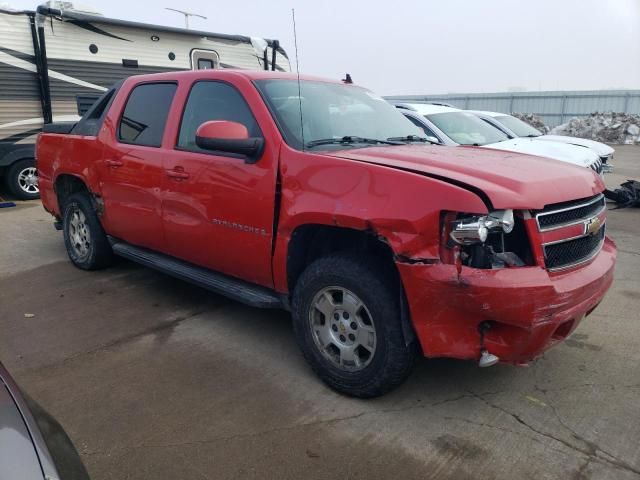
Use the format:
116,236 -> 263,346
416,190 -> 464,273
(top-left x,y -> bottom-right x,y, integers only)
495,115 -> 542,137
254,79 -> 423,150
426,111 -> 509,146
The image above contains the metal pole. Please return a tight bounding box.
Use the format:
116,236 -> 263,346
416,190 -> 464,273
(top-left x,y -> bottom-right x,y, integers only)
624,93 -> 630,114
165,8 -> 207,30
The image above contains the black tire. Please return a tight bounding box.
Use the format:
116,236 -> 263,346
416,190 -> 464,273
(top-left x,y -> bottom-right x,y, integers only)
5,158 -> 39,200
62,192 -> 114,270
292,253 -> 415,398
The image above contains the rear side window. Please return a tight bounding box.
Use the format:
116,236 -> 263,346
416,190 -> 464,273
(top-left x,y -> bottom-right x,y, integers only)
118,83 -> 177,147
72,87 -> 118,136
177,81 -> 261,152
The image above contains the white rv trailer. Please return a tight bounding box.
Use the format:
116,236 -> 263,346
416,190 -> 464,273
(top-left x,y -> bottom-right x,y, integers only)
0,3 -> 290,199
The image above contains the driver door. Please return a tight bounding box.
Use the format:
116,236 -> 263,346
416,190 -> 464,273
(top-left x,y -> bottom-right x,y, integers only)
160,80 -> 277,287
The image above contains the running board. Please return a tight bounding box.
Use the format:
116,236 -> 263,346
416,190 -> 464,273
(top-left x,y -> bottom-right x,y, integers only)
110,241 -> 282,309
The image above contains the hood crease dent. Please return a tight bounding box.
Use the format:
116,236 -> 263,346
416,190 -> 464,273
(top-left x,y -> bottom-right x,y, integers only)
324,144 -> 603,210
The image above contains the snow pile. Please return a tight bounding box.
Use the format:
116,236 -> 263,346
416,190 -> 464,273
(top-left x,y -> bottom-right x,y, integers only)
550,113 -> 640,144
512,113 -> 549,133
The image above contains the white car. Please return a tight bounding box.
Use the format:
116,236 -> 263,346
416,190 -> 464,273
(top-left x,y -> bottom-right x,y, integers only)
470,110 -> 614,172
393,103 -> 605,176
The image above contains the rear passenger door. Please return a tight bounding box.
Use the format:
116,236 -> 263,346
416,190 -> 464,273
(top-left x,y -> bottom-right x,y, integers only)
160,80 -> 277,288
99,82 -> 177,251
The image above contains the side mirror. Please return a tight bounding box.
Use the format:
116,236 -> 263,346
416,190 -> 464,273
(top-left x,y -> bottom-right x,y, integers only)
195,120 -> 264,162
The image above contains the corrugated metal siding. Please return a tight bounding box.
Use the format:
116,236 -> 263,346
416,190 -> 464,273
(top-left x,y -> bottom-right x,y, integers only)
0,11 -> 36,57
0,99 -> 42,141
43,18 -> 290,72
0,12 -> 43,140
386,90 -> 640,128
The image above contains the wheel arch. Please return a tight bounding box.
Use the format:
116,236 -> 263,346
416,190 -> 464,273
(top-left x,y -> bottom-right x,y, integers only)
283,222 -> 417,347
54,173 -> 91,213
0,146 -> 35,169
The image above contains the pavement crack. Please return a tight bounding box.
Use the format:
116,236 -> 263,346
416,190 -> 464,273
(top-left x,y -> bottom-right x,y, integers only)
442,415 -> 570,458
468,390 -> 640,477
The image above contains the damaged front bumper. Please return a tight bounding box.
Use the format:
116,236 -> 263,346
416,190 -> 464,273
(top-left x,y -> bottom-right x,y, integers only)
397,237 -> 616,365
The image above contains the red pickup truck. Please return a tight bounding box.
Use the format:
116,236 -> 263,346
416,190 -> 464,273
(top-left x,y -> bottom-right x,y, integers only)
37,70 -> 616,397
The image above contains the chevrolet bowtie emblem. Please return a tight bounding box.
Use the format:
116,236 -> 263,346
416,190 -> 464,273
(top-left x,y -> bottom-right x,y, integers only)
585,217 -> 602,236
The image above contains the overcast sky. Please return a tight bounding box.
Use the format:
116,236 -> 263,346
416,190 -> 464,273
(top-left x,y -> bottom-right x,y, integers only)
8,0 -> 640,95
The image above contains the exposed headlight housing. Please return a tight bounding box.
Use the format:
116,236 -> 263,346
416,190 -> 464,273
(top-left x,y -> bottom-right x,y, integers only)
450,210 -> 514,245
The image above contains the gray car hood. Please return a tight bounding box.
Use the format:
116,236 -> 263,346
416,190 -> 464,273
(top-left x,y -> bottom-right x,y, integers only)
0,382 -> 45,479
538,134 -> 615,157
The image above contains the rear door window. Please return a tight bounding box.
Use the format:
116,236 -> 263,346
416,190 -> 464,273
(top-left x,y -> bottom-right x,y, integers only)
118,83 -> 177,147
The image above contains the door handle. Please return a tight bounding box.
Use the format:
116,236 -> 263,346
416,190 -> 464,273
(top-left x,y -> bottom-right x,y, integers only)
105,159 -> 123,167
166,168 -> 190,180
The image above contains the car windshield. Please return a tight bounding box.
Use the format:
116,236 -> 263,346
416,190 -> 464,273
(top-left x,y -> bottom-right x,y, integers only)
254,79 -> 423,151
495,115 -> 542,137
426,111 -> 509,146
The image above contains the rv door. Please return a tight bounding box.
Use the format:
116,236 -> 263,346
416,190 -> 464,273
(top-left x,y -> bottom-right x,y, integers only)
191,49 -> 220,70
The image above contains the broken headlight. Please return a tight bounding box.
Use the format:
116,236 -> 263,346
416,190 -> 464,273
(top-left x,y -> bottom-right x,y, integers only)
442,210 -> 532,269
449,210 -> 514,245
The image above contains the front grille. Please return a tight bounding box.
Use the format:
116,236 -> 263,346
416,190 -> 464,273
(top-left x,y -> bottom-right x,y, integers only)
590,158 -> 603,175
544,225 -> 605,270
536,194 -> 605,231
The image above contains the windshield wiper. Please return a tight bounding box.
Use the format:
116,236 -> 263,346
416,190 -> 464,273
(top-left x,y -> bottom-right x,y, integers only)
387,135 -> 437,144
305,136 -> 402,149
524,134 -> 541,138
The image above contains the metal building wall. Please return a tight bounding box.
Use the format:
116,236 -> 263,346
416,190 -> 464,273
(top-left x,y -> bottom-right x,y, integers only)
385,90 -> 640,128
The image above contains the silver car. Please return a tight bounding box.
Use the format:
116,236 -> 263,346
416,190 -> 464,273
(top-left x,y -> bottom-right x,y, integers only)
0,362 -> 89,480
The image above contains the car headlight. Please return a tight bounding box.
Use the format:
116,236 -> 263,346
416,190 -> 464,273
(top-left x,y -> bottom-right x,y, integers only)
449,209 -> 514,245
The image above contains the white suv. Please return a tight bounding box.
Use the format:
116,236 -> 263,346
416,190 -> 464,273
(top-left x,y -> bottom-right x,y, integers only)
470,110 -> 614,173
393,102 -> 605,177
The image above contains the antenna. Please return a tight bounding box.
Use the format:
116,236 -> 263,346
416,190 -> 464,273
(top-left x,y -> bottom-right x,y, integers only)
165,8 -> 207,29
292,8 -> 305,151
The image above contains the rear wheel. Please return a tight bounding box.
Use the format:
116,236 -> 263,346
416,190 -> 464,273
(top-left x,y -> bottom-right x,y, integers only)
5,159 -> 39,200
62,193 -> 113,270
292,253 -> 415,397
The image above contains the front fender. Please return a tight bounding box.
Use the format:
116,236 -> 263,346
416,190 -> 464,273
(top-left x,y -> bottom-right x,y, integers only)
271,147 -> 488,292
0,145 -> 35,168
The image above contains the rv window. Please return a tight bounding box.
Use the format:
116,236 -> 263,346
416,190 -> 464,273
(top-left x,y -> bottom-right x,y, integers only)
118,83 -> 177,147
198,59 -> 214,70
191,49 -> 220,70
177,81 -> 261,152
77,95 -> 102,116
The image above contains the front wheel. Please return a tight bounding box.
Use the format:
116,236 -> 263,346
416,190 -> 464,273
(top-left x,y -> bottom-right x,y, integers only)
292,253 -> 415,398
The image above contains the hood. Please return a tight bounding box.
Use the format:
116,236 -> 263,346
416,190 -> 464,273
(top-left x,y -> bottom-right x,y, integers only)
538,135 -> 615,157
323,144 -> 603,210
483,138 -> 600,167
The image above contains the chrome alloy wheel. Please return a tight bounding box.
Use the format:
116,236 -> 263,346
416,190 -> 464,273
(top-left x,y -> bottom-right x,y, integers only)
309,286 -> 377,371
17,166 -> 39,194
69,208 -> 91,259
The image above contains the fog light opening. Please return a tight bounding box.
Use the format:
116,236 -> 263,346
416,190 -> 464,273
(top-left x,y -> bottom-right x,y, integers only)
553,319 -> 575,340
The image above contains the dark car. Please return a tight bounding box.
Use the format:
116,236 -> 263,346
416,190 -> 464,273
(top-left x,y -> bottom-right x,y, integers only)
0,362 -> 89,480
